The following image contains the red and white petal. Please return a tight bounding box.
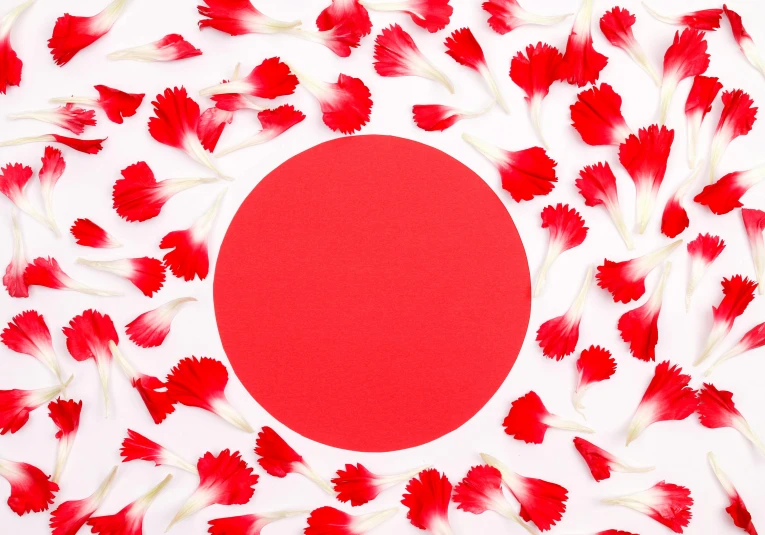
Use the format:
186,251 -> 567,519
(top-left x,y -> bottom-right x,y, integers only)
463,133 -> 557,202
197,0 -> 301,36
0,0 -> 35,94
708,452 -> 759,535
617,263 -> 671,362
3,211 -> 29,297
0,134 -> 106,154
0,163 -> 53,232
47,398 -> 82,483
696,275 -> 758,366
503,391 -> 592,444
120,429 -> 197,473
167,450 -> 258,530
412,103 -> 491,132
534,204 -> 587,297
694,165 -> 765,215
685,76 -> 722,168
0,458 -> 58,515
88,475 -> 172,535
573,437 -> 653,482
573,345 -> 616,414
255,426 -> 334,494
724,6 -> 765,80
317,0 -> 372,37
374,24 -> 453,92
644,4 -> 722,30
537,267 -> 592,360
126,297 -> 196,348
365,0 -> 452,33
24,257 -> 119,296
561,0 -> 608,87
108,34 -> 202,62
77,257 -> 165,297
709,89 -> 758,183
305,506 -> 397,535
445,28 -> 507,112
50,467 -> 118,535
401,469 -> 453,534
604,482 -> 693,533
483,0 -> 570,35
166,356 -> 252,432
48,0 -> 130,66
8,105 -> 97,134
38,146 -> 66,236
686,233 -> 726,311
570,83 -> 632,146
198,107 -> 234,153
217,105 -> 305,156
0,381 -> 69,435
209,511 -> 307,535
200,58 -> 298,99
626,361 -> 698,445
332,463 -> 426,506
698,383 -> 765,453
2,310 -> 63,381
597,240 -> 681,304
576,162 -> 632,249
661,163 -> 702,238
660,29 -> 710,124
742,208 -> 765,293
707,322 -> 765,376
284,22 -> 362,58
70,218 -> 121,248
599,7 -> 660,84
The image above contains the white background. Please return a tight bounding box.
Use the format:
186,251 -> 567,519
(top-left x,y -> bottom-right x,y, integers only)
1,0 -> 764,533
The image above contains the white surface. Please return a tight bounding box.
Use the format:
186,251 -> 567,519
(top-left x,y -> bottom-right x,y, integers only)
1,0 -> 764,533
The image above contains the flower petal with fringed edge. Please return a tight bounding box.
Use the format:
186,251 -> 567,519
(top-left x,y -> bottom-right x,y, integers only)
125,297 -> 196,348
696,275 -> 758,366
708,452 -> 759,535
208,510 -> 308,535
0,458 -> 58,515
197,0 -> 301,36
626,361 -> 698,445
8,104 -> 97,134
706,321 -> 765,377
536,266 -> 593,360
573,437 -> 653,482
363,0 -> 452,33
200,58 -> 298,99
480,453 -> 568,532
51,85 -> 144,124
48,0 -> 129,66
76,257 -> 166,297
659,28 -> 709,125
373,24 -> 453,92
0,134 -> 106,154
482,0 -> 570,35
317,0 -> 372,37
0,0 -> 34,94
723,5 -> 765,80
603,481 -> 693,533
3,211 -> 28,297
1,310 -> 64,382
573,345 -> 616,416
412,103 -> 492,132
120,429 -> 197,473
217,105 -> 305,156
685,233 -> 725,311
661,162 -> 703,239
0,379 -> 70,435
575,162 -> 632,249
255,426 -> 334,494
596,240 -> 681,303
643,5 -> 722,31
698,383 -> 765,455
47,398 -> 82,484
694,165 -> 765,215
685,75 -> 722,168
462,133 -> 557,202
24,257 -> 119,296
445,27 -> 508,112
305,506 -> 397,535
70,218 -> 121,248
88,475 -> 172,535
49,467 -> 117,535
37,146 -> 66,237
63,310 -> 119,415
108,34 -> 202,62
599,7 -> 660,85
534,203 -> 587,297
503,391 -> 593,444
709,89 -> 758,183
332,464 -> 428,507
561,0 -> 608,87
401,469 -> 453,535
742,208 -> 765,293
570,83 -> 632,146
0,163 -> 54,233
282,21 -> 362,58
167,449 -> 258,531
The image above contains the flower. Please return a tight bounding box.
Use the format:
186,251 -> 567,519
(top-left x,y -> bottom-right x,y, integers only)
412,103 -> 491,132
709,90 -> 758,183
694,165 -> 765,215
24,257 -> 118,296
7,104 -> 96,134
216,105 -> 305,156
305,507 -> 397,535
661,163 -> 703,238
723,5 -> 765,80
199,58 -> 298,99
0,380 -> 70,434
51,85 -> 144,124
742,208 -> 765,293
76,257 -> 165,297
706,321 -> 765,376
643,5 -> 723,31
208,511 -> 307,535
2,211 -> 28,297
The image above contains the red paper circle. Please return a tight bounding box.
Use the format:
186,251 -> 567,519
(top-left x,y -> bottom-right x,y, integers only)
214,135 -> 530,452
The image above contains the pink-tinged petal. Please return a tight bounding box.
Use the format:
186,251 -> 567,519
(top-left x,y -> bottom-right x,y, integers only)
626,361 -> 698,445
573,345 -> 616,415
0,0 -> 34,94
0,163 -> 53,232
561,0 -> 608,87
708,452 -> 759,535
0,458 -> 58,515
76,257 -> 165,297
707,321 -> 765,376
576,162 -> 632,249
570,83 -> 632,146
208,510 -> 307,535
50,467 -> 117,535
412,103 -> 491,132
374,24 -> 453,92
197,0 -> 301,36
63,310 -> 119,415
401,469 -> 453,533
200,57 -> 297,99
618,262 -> 671,362
333,464 -> 427,507
166,356 -> 252,432
534,204 -> 587,297
0,134 -> 106,154
255,426 -> 334,493
126,297 -> 196,348
160,189 -> 225,281
70,218 -> 121,248
24,257 -> 119,296
597,240 -> 681,304
217,105 -> 305,156
698,384 -> 765,454
696,275 -> 757,366
284,21 -> 362,58
48,0 -> 129,66
480,453 -> 568,532
504,391 -> 592,444
88,475 -> 172,535
600,7 -> 660,84
305,506 -> 397,535
445,28 -> 507,112
604,482 -> 693,533
38,146 -> 66,236
317,0 -> 371,37
2,310 -> 63,381
742,208 -> 765,293
198,107 -> 234,153
483,0 -> 570,35
47,398 -> 82,483
120,429 -> 197,473
366,0 -> 452,33
51,86 -> 144,124
723,5 -> 765,79
619,124 -> 675,234
694,166 -> 765,215
660,28 -> 709,124
537,267 -> 592,360
463,133 -> 557,202
644,5 -> 722,31
0,381 -> 69,435
108,34 -> 202,62
574,437 -> 652,482
8,104 -> 97,134
686,233 -> 726,310
685,75 -> 722,167
167,450 -> 258,530
709,89 -> 757,183
661,163 -> 702,238
3,211 -> 29,297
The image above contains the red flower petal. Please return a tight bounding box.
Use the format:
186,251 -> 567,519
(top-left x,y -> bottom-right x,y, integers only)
198,107 -> 233,152
605,481 -> 692,533
305,506 -> 396,535
445,28 -> 507,111
618,263 -> 671,361
534,204 -> 587,296
723,5 -> 765,79
661,165 -> 702,239
286,21 -> 362,58
255,426 -> 334,493
453,465 -> 534,531
463,133 -> 557,201
200,57 -> 298,99
292,70 -> 372,134
561,0 -> 608,87
332,464 -> 425,507
575,162 -> 632,248
504,391 -> 592,444
570,83 -> 631,146
197,0 -> 301,36
708,452 -> 759,535
217,105 -> 305,156
0,458 -> 58,515
599,7 -> 660,84
643,5 -> 722,30
660,28 -> 710,124
573,437 -> 652,482
710,89 -> 758,182
24,257 -> 116,296
412,104 -> 489,132
698,383 -> 765,453
0,382 -> 67,435
694,166 -> 765,214
89,85 -> 145,124
8,104 -> 97,134
536,267 -> 592,359
743,208 -> 765,293
0,134 -> 104,155
47,398 -> 82,483
0,0 -> 35,93
77,257 -> 165,297
686,233 -> 726,310
401,469 -> 453,532
1,310 -> 62,380
50,467 -> 117,535
367,0 -> 452,33
120,429 -> 197,472
70,218 -> 121,248
3,212 -> 28,298
626,361 -> 698,445
108,33 -> 203,62
483,0 -> 570,35
126,297 -> 196,348
48,0 -> 129,66
374,24 -> 453,92
209,511 -> 306,535
597,240 -> 681,304
88,475 -> 172,535
685,75 -> 722,167
111,343 -> 176,424
574,345 -> 616,414
317,0 -> 372,37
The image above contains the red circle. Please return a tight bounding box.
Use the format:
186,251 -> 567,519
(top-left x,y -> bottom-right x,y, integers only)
214,135 -> 530,452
